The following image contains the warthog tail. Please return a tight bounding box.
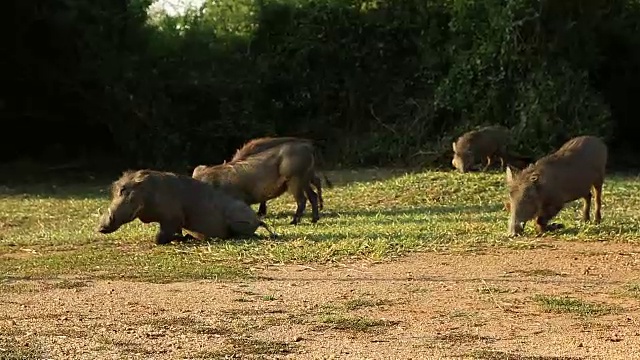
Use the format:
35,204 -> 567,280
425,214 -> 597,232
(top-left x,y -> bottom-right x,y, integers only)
321,173 -> 334,188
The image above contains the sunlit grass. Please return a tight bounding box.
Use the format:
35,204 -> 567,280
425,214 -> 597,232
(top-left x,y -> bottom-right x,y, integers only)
1,168 -> 640,282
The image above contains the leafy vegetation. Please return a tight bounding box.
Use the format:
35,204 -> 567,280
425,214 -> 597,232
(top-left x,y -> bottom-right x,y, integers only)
5,0 -> 640,169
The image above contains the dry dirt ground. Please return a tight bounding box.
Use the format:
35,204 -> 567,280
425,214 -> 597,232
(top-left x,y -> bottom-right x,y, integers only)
3,240 -> 640,360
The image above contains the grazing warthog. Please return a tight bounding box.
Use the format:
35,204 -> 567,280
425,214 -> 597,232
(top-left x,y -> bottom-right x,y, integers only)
452,125 -> 510,173
192,140 -> 319,225
96,170 -> 277,245
229,136 -> 333,216
505,135 -> 607,236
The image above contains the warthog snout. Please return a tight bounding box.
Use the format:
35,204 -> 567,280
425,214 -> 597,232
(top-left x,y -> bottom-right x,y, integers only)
96,208 -> 118,234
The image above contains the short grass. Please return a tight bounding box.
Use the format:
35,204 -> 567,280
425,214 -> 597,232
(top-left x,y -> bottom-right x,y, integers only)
198,338 -> 298,358
470,349 -> 584,360
2,169 -> 640,282
532,294 -> 619,317
624,283 -> 640,298
318,314 -> 395,332
0,337 -> 43,360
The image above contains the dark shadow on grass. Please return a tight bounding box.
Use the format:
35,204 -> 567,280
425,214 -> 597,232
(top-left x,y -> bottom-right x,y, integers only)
536,222 -> 633,238
0,181 -> 110,200
320,168 -> 421,187
169,233 -> 279,248
0,168 -> 414,200
261,204 -> 505,221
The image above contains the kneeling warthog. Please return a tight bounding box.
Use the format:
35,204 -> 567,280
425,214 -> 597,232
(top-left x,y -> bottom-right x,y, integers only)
452,125 -> 510,173
192,140 -> 319,225
96,170 -> 277,245
228,136 -> 333,216
505,135 -> 607,236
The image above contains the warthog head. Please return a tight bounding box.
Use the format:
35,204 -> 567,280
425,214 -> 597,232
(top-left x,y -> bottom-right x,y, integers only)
505,166 -> 541,236
191,165 -> 209,178
451,141 -> 474,173
97,171 -> 147,234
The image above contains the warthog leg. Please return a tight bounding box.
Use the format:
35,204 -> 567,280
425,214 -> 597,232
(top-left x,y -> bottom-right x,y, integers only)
257,176 -> 323,219
257,202 -> 267,217
534,204 -> 564,235
593,181 -> 603,224
305,185 -> 320,223
311,174 -> 324,210
582,192 -> 592,222
156,222 -> 183,245
290,186 -> 307,225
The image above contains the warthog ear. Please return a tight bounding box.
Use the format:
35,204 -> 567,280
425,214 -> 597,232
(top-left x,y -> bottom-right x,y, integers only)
505,166 -> 516,185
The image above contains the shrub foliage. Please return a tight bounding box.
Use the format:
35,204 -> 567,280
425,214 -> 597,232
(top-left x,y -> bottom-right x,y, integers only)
3,0 -> 640,168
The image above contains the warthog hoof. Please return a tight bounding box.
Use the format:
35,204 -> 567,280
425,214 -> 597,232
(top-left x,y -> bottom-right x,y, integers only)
546,223 -> 565,231
177,234 -> 197,242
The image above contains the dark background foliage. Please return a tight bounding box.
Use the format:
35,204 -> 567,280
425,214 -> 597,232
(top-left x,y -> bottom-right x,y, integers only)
3,0 -> 640,174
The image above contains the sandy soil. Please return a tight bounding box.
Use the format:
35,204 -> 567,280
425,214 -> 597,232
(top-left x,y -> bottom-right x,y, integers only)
2,239 -> 640,359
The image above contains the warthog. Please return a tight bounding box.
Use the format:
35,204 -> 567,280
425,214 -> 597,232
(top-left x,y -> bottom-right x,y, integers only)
96,169 -> 277,245
192,140 -> 319,225
228,136 -> 333,216
452,125 -> 510,173
505,135 -> 607,236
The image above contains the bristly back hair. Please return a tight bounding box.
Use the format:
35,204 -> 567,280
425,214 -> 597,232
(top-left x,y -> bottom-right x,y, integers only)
231,137 -> 312,162
110,169 -> 153,195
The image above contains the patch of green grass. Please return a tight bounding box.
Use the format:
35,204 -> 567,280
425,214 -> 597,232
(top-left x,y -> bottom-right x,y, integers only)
477,286 -> 516,294
622,283 -> 640,298
0,279 -> 87,294
97,336 -> 155,355
344,298 -> 394,310
200,338 -> 298,359
448,310 -> 477,319
318,314 -> 396,332
0,246 -> 248,283
226,338 -> 298,356
0,337 -> 44,360
0,282 -> 41,294
52,279 -> 90,289
261,294 -> 277,301
471,350 -> 584,360
434,331 -> 495,344
533,295 -> 619,317
2,170 -> 640,281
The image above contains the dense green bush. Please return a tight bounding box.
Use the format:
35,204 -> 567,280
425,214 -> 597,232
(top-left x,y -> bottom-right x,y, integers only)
3,0 -> 640,169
